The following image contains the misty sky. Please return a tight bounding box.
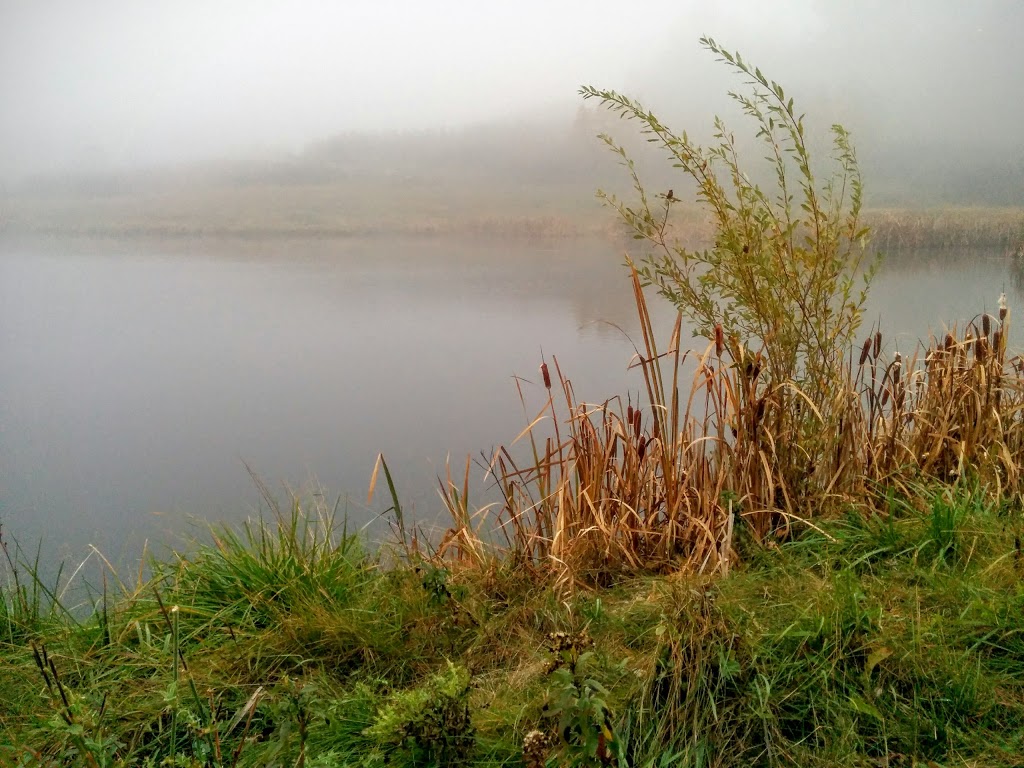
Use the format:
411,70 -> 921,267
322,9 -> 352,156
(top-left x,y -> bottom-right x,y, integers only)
1,1 -> 1022,180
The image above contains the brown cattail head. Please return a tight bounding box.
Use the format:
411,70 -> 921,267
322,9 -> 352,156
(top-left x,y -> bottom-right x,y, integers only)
873,330 -> 882,359
632,409 -> 642,439
1000,306 -> 1008,322
637,438 -> 646,462
859,338 -> 872,366
714,323 -> 724,358
626,404 -> 634,427
944,332 -> 955,351
982,313 -> 991,337
540,362 -> 551,390
975,334 -> 985,361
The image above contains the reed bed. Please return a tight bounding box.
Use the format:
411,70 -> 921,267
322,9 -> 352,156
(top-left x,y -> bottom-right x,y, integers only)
435,268 -> 1024,590
864,207 -> 1024,252
5,184 -> 1022,246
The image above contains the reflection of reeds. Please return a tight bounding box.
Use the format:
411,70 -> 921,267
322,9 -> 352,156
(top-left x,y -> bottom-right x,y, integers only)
436,271 -> 1024,589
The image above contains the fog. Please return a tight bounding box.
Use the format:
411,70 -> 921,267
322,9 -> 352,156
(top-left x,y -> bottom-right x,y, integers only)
2,0 -> 1023,203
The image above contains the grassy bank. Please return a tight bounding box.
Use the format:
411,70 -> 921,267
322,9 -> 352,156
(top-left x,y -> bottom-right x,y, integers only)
2,481 -> 1023,767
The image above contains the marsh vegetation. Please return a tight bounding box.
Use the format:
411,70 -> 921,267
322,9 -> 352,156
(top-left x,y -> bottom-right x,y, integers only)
4,39 -> 1024,767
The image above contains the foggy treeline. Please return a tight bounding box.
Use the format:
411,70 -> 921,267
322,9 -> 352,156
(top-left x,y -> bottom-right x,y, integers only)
2,1 -> 1022,212
11,103 -> 1022,209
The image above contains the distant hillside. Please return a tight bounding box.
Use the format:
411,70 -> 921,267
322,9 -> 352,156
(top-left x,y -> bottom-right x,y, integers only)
10,106 -> 1023,208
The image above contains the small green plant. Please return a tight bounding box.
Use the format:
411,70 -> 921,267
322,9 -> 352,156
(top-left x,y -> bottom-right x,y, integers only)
364,661 -> 475,767
258,677 -> 315,768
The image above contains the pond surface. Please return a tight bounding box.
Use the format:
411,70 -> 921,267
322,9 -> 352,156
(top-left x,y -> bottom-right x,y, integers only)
0,235 -> 1018,582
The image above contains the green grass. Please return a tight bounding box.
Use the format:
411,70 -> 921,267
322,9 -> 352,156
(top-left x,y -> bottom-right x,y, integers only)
3,481 -> 1023,767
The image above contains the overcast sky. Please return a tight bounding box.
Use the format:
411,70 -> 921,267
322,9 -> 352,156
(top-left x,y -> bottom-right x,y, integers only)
1,0 -> 1021,179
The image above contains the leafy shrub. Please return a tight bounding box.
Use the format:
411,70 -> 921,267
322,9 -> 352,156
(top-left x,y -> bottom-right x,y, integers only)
581,36 -> 879,510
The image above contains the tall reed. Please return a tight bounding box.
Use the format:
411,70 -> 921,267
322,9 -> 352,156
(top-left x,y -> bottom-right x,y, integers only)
435,275 -> 1023,589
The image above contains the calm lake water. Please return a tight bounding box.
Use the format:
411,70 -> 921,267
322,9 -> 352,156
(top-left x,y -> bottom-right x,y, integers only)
0,235 -> 1018,582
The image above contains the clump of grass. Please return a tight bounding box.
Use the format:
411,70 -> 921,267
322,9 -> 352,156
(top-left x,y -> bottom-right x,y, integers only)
854,304 -> 1024,498
0,488 -> 482,765
437,269 -> 743,591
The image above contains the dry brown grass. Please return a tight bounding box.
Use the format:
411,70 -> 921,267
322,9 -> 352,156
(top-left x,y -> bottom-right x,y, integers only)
431,269 -> 1024,590
855,303 -> 1024,495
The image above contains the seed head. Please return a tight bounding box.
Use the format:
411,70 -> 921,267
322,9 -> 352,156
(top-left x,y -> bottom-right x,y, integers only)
523,730 -> 552,768
859,338 -> 872,366
540,362 -> 551,390
714,323 -> 724,357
